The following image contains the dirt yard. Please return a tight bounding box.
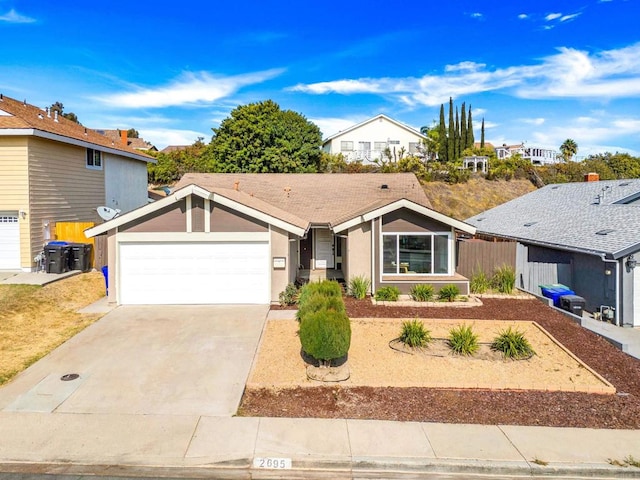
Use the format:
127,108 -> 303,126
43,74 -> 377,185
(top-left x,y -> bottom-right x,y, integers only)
239,297 -> 640,429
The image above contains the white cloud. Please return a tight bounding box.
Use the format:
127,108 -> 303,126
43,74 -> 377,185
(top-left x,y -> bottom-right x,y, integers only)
560,13 -> 581,22
470,12 -> 483,19
290,42 -> 640,107
521,118 -> 545,126
95,69 -> 284,108
545,13 -> 562,21
140,128 -> 209,150
0,8 -> 36,23
518,14 -> 528,19
482,121 -> 499,130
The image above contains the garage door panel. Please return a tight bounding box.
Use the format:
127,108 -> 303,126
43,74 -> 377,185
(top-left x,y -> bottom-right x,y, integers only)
0,214 -> 20,269
119,242 -> 270,305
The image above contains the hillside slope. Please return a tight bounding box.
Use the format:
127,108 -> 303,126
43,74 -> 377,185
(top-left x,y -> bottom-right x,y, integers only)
422,178 -> 537,220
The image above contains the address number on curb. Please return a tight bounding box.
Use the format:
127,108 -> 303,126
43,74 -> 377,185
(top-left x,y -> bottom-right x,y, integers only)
253,457 -> 292,469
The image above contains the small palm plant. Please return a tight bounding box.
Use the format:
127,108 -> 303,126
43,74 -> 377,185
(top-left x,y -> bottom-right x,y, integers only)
348,275 -> 371,299
438,284 -> 460,302
410,284 -> 434,302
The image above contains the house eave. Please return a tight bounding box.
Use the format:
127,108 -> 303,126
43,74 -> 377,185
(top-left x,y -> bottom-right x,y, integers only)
0,128 -> 155,164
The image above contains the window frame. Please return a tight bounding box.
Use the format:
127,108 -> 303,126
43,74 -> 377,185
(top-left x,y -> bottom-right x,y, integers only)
381,231 -> 452,276
340,141 -> 354,152
86,148 -> 103,170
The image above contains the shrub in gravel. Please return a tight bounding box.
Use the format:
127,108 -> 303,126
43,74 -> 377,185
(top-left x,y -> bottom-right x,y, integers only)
410,284 -> 434,302
438,284 -> 460,302
492,265 -> 516,294
399,319 -> 432,348
298,284 -> 351,366
375,286 -> 401,301
348,275 -> 371,299
279,283 -> 299,306
448,324 -> 479,356
491,327 -> 535,359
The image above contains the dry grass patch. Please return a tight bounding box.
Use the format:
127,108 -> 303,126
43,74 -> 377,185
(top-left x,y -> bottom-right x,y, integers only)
0,272 -> 105,385
248,318 -> 614,393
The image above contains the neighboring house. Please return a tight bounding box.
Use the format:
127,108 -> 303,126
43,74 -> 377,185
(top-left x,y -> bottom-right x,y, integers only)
322,115 -> 427,164
85,173 -> 476,305
495,143 -> 558,165
160,145 -> 190,154
0,94 -> 154,271
466,175 -> 640,327
96,129 -> 157,151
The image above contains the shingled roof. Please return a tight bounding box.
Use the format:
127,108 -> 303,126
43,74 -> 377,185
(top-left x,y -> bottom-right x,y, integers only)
176,173 -> 433,226
0,94 -> 153,163
466,179 -> 640,259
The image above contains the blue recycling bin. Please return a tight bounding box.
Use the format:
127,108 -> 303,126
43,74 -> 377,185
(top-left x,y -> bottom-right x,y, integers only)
101,266 -> 108,295
540,284 -> 575,307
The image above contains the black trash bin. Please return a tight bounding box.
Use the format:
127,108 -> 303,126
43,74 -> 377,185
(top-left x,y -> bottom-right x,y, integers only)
68,243 -> 93,272
44,242 -> 70,274
560,294 -> 586,317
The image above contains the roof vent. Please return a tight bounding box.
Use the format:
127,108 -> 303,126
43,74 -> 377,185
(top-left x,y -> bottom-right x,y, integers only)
523,221 -> 538,227
381,184 -> 389,189
596,229 -> 615,236
233,181 -> 240,191
619,182 -> 631,187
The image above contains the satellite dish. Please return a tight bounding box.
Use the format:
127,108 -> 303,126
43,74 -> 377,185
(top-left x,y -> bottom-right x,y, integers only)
97,206 -> 121,221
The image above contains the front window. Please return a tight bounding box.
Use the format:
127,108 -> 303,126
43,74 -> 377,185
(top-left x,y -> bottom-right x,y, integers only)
382,233 -> 450,275
340,141 -> 354,152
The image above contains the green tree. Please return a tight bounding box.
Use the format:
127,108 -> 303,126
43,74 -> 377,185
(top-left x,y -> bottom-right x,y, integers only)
204,100 -> 322,173
480,118 -> 485,149
147,137 -> 208,184
454,106 -> 460,160
460,102 -> 467,152
467,105 -> 474,149
438,104 -> 447,161
49,101 -> 81,124
127,128 -> 140,138
560,139 -> 578,162
447,97 -> 455,162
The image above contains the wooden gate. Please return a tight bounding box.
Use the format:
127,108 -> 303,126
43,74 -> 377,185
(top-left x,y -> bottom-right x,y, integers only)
53,221 -> 107,269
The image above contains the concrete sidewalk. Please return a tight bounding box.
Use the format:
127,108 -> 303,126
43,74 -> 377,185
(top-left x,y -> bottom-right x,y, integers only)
0,412 -> 638,478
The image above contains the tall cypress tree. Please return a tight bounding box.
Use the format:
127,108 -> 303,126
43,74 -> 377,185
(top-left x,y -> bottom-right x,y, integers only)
460,102 -> 467,153
438,104 -> 447,161
447,97 -> 454,162
454,106 -> 460,160
480,117 -> 485,149
467,104 -> 474,149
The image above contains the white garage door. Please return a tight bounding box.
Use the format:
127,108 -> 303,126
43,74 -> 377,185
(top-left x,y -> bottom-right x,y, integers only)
118,241 -> 270,305
0,213 -> 20,270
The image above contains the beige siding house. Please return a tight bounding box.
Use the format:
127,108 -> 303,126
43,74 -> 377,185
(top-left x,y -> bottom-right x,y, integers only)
85,173 -> 476,305
0,94 -> 154,271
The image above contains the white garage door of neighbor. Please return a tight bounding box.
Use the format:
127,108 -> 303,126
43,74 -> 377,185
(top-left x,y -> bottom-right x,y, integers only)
119,241 -> 270,305
0,214 -> 20,269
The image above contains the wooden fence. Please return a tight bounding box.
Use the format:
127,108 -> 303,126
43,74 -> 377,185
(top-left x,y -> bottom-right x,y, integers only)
54,221 -> 108,269
457,239 -> 517,279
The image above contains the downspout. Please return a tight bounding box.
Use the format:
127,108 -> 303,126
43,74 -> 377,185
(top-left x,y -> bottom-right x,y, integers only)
601,255 -> 620,326
371,218 -> 375,296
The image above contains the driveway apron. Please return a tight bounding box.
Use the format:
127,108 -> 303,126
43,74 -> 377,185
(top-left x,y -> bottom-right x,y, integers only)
0,305 -> 268,416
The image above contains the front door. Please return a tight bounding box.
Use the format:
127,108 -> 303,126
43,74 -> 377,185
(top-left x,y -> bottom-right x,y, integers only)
314,229 -> 334,269
300,232 -> 312,269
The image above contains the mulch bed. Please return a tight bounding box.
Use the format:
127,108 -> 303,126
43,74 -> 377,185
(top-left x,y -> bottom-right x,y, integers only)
239,298 -> 640,429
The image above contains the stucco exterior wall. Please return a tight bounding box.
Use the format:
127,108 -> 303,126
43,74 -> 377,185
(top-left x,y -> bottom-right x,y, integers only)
346,222 -> 372,289
104,153 -> 148,214
270,226 -> 290,303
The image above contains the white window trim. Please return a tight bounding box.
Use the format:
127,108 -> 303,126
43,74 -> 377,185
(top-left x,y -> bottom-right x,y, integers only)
380,231 -> 452,276
86,148 -> 103,170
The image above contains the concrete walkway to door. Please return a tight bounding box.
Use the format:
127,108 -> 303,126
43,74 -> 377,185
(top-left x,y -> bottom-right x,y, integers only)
0,305 -> 268,416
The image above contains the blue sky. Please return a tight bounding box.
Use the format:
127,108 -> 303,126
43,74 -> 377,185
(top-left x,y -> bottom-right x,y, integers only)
1,0 -> 639,156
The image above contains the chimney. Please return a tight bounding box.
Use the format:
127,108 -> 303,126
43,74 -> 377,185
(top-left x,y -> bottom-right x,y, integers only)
585,172 -> 600,182
120,129 -> 128,146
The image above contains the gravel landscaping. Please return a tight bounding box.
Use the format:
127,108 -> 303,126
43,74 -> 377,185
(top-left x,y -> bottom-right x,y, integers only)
239,297 -> 640,429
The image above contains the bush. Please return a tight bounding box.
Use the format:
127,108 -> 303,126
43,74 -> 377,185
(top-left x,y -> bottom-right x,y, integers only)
298,281 -> 351,366
470,268 -> 490,294
410,284 -> 434,302
448,324 -> 479,356
279,283 -> 299,306
375,286 -> 401,301
492,265 -> 516,294
399,319 -> 432,348
438,284 -> 460,302
348,275 -> 371,299
491,327 -> 535,359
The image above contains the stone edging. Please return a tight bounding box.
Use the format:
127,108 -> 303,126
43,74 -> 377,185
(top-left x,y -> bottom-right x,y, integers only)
371,295 -> 483,308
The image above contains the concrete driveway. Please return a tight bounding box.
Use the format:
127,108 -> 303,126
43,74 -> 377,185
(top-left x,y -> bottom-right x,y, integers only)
0,305 -> 268,416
